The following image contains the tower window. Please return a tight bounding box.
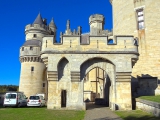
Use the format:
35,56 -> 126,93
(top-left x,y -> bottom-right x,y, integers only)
22,47 -> 24,51
43,83 -> 45,87
136,9 -> 144,30
31,66 -> 34,71
33,34 -> 37,38
30,46 -> 33,50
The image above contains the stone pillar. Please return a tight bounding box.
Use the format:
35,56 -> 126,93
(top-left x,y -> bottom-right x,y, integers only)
115,72 -> 132,110
47,71 -> 61,109
70,71 -> 85,110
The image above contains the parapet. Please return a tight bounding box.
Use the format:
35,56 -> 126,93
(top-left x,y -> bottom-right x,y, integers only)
89,14 -> 105,25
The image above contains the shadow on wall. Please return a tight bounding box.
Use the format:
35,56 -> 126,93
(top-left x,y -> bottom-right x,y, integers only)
0,93 -> 5,106
131,74 -> 158,97
131,74 -> 159,110
104,74 -> 111,106
58,58 -> 69,81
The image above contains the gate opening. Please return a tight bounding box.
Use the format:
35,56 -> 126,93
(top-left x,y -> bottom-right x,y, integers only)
83,67 -> 110,106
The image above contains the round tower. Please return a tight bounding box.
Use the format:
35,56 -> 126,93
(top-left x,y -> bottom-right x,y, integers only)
19,13 -> 50,97
89,14 -> 105,35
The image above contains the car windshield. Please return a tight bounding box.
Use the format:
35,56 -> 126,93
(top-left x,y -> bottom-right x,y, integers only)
29,96 -> 40,100
5,94 -> 16,99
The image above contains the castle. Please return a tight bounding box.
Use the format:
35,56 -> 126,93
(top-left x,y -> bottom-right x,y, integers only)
19,0 -> 160,110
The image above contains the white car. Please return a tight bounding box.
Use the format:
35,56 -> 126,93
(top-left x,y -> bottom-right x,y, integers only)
27,95 -> 45,107
3,92 -> 27,107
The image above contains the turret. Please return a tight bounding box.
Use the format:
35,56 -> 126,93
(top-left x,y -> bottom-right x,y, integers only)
89,14 -> 105,35
49,18 -> 57,42
65,20 -> 72,35
25,13 -> 51,41
19,13 -> 48,98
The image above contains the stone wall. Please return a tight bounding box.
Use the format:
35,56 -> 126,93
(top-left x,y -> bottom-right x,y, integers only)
112,0 -> 160,95
19,62 -> 46,98
41,51 -> 137,110
136,98 -> 160,117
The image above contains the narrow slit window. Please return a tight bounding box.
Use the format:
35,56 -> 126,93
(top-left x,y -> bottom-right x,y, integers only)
43,83 -> 45,87
22,47 -> 24,51
137,9 -> 144,30
31,66 -> 34,71
30,46 -> 33,50
33,34 -> 37,38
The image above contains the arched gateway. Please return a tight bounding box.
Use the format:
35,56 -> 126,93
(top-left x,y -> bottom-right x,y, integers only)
81,58 -> 114,107
19,13 -> 138,110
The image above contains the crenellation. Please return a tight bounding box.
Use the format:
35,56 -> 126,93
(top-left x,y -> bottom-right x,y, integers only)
89,14 -> 105,24
20,57 -> 42,63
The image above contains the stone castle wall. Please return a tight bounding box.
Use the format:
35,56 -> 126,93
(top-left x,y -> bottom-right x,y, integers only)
19,62 -> 46,98
112,0 -> 160,95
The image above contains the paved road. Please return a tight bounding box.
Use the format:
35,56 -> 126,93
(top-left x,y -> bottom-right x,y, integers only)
84,103 -> 123,120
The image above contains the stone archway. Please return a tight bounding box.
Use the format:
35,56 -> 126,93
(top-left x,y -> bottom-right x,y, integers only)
80,57 -> 115,108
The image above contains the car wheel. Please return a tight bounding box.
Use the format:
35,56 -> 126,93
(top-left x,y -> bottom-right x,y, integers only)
18,103 -> 21,108
39,103 -> 42,107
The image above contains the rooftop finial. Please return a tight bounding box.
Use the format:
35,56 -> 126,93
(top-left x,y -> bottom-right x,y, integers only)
66,20 -> 70,30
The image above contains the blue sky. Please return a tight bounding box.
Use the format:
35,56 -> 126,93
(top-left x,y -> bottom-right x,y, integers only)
0,0 -> 112,85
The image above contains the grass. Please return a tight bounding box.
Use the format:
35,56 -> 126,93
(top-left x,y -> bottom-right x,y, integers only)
115,110 -> 160,120
0,107 -> 85,120
138,95 -> 160,103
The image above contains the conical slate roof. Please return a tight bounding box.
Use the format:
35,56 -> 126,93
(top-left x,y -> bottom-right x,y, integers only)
23,40 -> 41,46
49,18 -> 57,28
33,13 -> 43,24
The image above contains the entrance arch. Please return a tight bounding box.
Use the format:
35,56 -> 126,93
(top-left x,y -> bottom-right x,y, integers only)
80,57 -> 115,107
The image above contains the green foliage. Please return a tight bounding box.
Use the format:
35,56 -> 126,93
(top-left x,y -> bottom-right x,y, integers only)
0,85 -> 19,93
115,110 -> 160,120
139,95 -> 160,103
0,107 -> 85,120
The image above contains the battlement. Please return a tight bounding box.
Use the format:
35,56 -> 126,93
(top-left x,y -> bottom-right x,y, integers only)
25,24 -> 51,33
41,35 -> 138,54
89,14 -> 105,24
20,46 -> 41,57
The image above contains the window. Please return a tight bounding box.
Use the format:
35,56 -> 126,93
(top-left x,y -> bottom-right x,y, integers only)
43,83 -> 45,87
31,66 -> 34,71
33,34 -> 37,38
29,96 -> 39,100
30,46 -> 33,50
22,47 -> 24,51
137,9 -> 144,29
5,94 -> 16,99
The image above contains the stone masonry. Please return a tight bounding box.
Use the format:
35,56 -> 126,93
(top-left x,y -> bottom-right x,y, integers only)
19,11 -> 138,110
19,0 -> 160,110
